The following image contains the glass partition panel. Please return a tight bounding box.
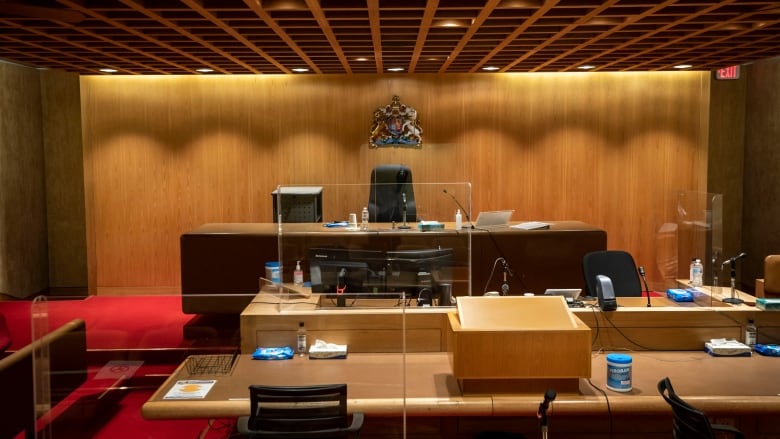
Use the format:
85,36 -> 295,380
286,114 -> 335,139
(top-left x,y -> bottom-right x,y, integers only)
266,182 -> 472,437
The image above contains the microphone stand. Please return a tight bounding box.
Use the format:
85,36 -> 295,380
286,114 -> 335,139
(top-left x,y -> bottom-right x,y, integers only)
399,192 -> 411,229
501,259 -> 512,295
722,252 -> 746,304
638,266 -> 651,307
537,388 -> 556,439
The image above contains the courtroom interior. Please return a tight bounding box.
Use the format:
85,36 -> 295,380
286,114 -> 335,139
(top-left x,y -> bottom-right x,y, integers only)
1,1 -> 780,439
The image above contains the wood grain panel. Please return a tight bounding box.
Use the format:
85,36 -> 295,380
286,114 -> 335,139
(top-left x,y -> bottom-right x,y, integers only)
81,72 -> 709,294
0,63 -> 49,298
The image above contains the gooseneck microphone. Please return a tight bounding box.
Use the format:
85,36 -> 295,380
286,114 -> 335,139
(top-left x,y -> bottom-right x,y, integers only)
722,251 -> 747,267
442,189 -> 474,229
638,266 -> 651,307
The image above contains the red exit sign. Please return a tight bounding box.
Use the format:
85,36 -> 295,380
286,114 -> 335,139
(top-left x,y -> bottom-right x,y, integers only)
716,65 -> 740,80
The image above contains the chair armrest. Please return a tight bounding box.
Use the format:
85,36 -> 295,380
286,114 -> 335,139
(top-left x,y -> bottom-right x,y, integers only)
347,412 -> 364,433
712,423 -> 744,439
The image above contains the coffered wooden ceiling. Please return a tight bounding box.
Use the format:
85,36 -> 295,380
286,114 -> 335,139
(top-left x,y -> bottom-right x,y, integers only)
1,0 -> 779,75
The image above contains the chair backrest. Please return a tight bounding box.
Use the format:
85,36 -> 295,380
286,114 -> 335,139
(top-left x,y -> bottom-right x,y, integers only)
765,255 -> 780,296
368,164 -> 416,223
247,384 -> 349,435
582,250 -> 642,297
657,377 -> 721,439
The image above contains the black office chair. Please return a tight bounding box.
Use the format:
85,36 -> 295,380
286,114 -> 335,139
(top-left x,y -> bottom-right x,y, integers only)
582,250 -> 642,297
368,164 -> 416,223
236,384 -> 363,438
657,377 -> 744,439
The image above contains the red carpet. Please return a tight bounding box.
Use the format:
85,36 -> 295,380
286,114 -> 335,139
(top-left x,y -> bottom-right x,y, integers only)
1,295 -> 200,351
1,295 -> 240,439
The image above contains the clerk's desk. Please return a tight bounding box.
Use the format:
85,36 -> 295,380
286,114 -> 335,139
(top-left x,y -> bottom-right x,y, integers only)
142,351 -> 780,421
147,290 -> 780,438
180,221 -> 606,314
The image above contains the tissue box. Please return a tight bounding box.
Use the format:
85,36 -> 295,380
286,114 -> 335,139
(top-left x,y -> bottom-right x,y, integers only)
417,221 -> 444,231
704,339 -> 752,357
756,298 -> 780,310
667,288 -> 694,302
308,340 -> 348,359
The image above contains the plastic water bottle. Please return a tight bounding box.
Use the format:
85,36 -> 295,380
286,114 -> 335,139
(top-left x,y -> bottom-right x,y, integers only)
361,206 -> 369,231
745,319 -> 757,347
297,322 -> 307,356
690,258 -> 703,287
455,209 -> 463,230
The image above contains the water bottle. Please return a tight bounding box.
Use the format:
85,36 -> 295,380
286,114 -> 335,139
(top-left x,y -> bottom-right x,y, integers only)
455,209 -> 463,230
361,206 -> 369,231
745,319 -> 757,347
690,258 -> 703,287
693,259 -> 703,287
297,322 -> 307,356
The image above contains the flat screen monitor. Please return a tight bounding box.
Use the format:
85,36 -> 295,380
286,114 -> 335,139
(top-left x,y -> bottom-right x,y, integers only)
385,247 -> 454,292
308,247 -> 386,295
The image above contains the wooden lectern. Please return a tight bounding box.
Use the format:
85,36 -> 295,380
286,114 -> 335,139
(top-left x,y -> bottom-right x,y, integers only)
448,296 -> 591,394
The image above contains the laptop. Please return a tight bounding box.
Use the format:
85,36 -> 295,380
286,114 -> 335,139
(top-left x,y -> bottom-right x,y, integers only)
543,288 -> 582,303
474,210 -> 514,228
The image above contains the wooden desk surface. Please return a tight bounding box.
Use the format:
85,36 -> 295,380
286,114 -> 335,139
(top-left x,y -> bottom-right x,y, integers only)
142,351 -> 780,420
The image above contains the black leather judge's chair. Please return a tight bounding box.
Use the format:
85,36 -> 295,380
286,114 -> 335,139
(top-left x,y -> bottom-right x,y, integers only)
582,250 -> 642,297
368,164 -> 416,223
236,384 -> 363,438
657,377 -> 744,439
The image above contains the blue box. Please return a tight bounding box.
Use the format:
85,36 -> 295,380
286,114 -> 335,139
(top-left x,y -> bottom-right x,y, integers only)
666,288 -> 694,302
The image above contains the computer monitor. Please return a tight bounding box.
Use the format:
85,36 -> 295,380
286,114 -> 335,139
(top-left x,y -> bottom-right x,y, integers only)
308,247 -> 386,295
385,247 -> 454,296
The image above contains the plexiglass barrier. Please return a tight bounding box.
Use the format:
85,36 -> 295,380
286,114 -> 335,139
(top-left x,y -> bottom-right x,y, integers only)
257,182 -> 472,436
655,191 -> 725,305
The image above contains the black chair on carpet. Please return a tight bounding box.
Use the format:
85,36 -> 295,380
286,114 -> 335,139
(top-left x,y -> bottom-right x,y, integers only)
582,250 -> 643,297
657,377 -> 744,439
236,384 -> 363,438
367,164 -> 416,223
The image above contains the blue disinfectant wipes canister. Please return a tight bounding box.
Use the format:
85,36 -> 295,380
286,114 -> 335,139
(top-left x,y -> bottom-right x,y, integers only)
265,261 -> 281,284
606,353 -> 632,392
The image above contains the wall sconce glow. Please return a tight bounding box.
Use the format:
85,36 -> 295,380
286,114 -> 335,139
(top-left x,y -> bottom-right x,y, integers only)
482,66 -> 500,71
387,67 -> 405,72
577,65 -> 596,70
196,68 -> 214,73
674,64 -> 693,69
99,68 -> 117,73
292,68 -> 310,72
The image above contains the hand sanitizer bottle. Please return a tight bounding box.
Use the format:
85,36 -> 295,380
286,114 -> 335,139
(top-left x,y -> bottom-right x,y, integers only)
455,209 -> 463,230
294,260 -> 303,286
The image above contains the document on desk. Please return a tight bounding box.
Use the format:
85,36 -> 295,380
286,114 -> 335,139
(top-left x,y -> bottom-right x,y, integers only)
163,379 -> 217,399
511,221 -> 550,230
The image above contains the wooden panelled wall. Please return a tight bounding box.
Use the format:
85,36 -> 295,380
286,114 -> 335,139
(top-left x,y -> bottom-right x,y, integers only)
80,72 -> 710,294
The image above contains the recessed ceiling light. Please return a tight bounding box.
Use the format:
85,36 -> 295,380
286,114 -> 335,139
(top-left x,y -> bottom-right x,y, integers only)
584,16 -> 624,26
433,19 -> 469,28
499,0 -> 543,7
262,0 -> 307,10
354,57 -> 370,62
196,68 -> 213,73
99,68 -> 117,73
482,66 -> 500,71
674,64 -> 693,69
387,67 -> 405,72
577,65 -> 596,70
292,68 -> 309,72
